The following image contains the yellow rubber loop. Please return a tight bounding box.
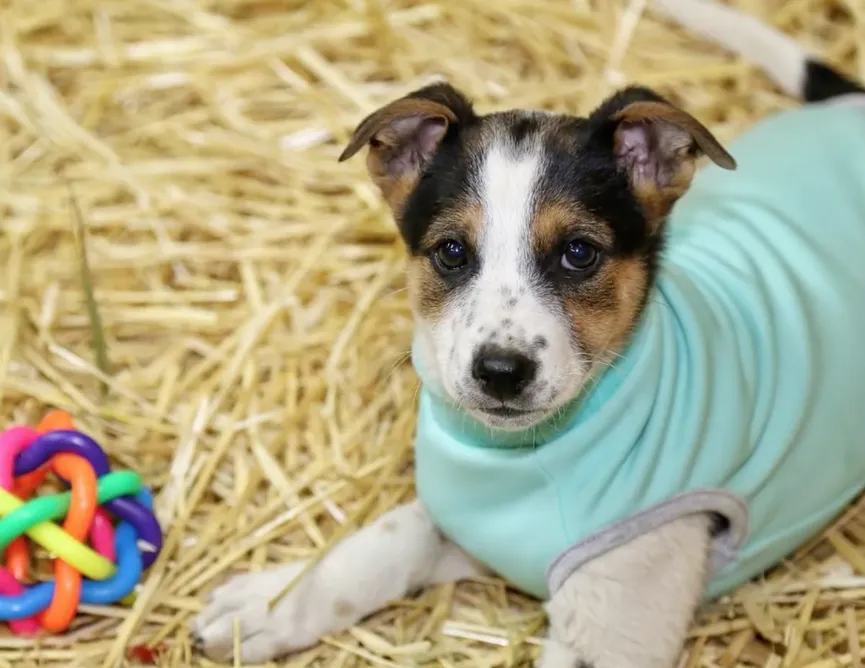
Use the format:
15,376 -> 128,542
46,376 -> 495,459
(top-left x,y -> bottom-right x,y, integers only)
0,489 -> 115,581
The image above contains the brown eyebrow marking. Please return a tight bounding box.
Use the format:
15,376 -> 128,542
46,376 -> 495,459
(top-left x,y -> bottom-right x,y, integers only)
418,199 -> 483,252
407,198 -> 483,320
532,199 -> 615,257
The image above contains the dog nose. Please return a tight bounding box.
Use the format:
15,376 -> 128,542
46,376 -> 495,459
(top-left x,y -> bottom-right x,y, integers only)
472,348 -> 537,401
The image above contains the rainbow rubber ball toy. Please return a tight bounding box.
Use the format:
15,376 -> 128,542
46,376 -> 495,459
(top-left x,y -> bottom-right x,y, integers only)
0,410 -> 162,635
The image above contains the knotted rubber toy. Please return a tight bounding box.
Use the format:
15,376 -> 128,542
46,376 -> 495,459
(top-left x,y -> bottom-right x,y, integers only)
0,411 -> 162,635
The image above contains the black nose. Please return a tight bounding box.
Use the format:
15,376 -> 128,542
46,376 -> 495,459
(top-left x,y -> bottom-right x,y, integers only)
472,348 -> 537,401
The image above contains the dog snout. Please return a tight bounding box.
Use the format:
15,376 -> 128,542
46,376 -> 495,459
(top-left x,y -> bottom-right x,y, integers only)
471,346 -> 537,401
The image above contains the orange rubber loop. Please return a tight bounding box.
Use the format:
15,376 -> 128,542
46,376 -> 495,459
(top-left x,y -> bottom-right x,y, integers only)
39,453 -> 97,632
38,412 -> 95,633
6,540 -> 29,582
37,411 -> 75,432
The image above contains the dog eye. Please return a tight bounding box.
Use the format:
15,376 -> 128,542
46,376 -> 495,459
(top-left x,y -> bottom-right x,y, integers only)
433,239 -> 469,273
561,240 -> 599,272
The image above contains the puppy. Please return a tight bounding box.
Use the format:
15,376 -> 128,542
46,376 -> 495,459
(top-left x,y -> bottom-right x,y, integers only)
195,1 -> 865,666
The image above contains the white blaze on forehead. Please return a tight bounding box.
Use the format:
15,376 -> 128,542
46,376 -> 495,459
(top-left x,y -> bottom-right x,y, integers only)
478,139 -> 542,283
425,131 -> 589,418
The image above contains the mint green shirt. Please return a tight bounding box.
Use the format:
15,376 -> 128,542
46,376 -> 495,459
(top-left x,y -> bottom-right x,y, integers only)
413,102 -> 865,601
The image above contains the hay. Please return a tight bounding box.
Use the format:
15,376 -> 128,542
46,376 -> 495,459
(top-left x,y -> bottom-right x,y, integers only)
0,0 -> 862,665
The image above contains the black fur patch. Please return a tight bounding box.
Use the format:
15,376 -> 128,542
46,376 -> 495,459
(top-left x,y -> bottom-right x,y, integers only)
803,59 -> 864,103
507,113 -> 541,146
405,83 -> 478,127
536,118 -> 648,258
400,142 -> 477,252
709,512 -> 731,537
399,85 -> 479,253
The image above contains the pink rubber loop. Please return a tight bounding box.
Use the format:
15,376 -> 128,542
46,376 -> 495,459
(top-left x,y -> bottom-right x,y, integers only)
90,509 -> 115,561
0,427 -> 42,635
0,569 -> 22,591
0,427 -> 38,486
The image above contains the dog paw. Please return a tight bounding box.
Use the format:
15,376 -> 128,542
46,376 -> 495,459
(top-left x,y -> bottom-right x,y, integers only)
193,562 -> 319,663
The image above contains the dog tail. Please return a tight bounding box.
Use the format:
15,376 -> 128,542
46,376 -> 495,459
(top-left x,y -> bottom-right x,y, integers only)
652,0 -> 864,102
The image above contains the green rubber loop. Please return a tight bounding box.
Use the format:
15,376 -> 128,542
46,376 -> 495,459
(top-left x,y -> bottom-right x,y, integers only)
0,471 -> 142,552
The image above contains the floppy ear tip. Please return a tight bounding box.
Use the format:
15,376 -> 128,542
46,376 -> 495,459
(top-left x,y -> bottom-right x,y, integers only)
338,137 -> 366,163
717,152 -> 737,170
700,142 -> 737,170
611,101 -> 738,172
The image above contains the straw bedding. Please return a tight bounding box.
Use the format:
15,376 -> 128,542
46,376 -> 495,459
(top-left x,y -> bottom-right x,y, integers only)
0,0 -> 863,665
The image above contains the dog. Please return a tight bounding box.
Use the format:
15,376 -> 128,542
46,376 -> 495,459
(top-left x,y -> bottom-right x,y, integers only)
194,1 -> 865,666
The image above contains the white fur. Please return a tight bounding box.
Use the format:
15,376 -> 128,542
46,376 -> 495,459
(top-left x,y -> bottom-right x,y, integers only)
194,501 -> 484,663
195,502 -> 710,667
652,0 -> 810,97
419,133 -> 588,430
540,514 -> 710,668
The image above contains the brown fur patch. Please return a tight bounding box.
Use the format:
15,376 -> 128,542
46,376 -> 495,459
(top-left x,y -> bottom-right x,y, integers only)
406,200 -> 482,319
423,200 -> 483,253
532,200 -> 614,256
561,257 -> 648,359
407,258 -> 448,320
366,155 -> 418,216
628,167 -> 696,226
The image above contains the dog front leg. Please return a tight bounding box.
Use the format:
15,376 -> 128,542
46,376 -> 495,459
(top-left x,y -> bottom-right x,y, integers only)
539,513 -> 712,668
194,499 -> 485,663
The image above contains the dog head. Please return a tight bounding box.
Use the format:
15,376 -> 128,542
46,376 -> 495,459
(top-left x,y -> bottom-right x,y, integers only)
340,83 -> 734,431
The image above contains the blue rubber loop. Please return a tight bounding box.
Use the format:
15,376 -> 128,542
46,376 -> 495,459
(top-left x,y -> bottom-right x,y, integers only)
0,491 -> 152,621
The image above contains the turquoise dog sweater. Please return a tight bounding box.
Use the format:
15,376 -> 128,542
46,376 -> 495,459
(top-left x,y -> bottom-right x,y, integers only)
412,101 -> 865,601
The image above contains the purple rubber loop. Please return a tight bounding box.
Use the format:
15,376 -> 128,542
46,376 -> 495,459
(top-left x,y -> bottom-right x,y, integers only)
13,430 -> 163,569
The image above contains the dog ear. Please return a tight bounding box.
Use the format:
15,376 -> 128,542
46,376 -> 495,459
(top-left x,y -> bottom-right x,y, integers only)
589,87 -> 736,225
339,83 -> 476,213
